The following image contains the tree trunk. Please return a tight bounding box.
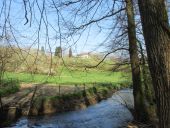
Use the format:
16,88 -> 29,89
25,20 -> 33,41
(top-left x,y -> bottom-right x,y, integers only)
138,40 -> 157,123
125,0 -> 148,122
138,0 -> 170,127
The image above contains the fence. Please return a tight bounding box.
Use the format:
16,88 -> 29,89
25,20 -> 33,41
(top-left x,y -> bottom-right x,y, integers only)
35,84 -> 95,95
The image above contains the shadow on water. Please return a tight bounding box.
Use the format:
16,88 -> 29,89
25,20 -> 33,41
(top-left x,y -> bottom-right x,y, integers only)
9,89 -> 134,128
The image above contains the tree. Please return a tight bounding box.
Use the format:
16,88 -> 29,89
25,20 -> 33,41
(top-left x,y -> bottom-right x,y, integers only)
138,0 -> 170,127
138,39 -> 156,122
125,0 -> 148,122
0,0 -> 159,124
52,0 -> 150,122
69,48 -> 72,58
0,46 -> 14,82
0,35 -> 14,83
55,46 -> 62,58
40,46 -> 45,55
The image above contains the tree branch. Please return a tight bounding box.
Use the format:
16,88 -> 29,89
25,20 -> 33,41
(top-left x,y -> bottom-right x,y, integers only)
74,8 -> 125,29
85,48 -> 128,68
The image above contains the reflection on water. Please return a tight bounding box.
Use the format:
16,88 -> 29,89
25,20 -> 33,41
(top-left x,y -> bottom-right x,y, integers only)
10,89 -> 134,128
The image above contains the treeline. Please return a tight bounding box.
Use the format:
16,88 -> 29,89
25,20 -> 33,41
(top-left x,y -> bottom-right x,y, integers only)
0,45 -> 128,78
40,46 -> 72,58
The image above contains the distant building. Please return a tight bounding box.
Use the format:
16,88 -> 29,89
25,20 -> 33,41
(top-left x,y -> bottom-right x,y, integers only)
77,52 -> 90,59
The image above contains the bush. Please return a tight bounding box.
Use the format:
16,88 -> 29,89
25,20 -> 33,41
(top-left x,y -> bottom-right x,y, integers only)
0,79 -> 20,96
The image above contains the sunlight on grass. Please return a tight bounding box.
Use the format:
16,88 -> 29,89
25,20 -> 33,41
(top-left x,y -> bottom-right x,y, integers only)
4,70 -> 131,85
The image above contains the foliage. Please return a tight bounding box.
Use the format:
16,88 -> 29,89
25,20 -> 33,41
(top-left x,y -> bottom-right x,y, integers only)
40,46 -> 45,54
55,47 -> 62,58
0,46 -> 14,81
0,79 -> 20,96
69,48 -> 72,58
0,45 -> 130,75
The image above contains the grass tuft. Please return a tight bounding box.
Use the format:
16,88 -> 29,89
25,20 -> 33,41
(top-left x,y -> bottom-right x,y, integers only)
0,79 -> 20,96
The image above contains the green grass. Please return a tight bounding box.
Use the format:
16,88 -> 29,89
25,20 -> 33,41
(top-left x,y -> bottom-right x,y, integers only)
3,70 -> 131,85
0,79 -> 20,96
37,84 -> 121,102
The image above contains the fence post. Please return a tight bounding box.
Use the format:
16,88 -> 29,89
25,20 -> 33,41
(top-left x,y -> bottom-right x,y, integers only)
59,85 -> 61,95
93,82 -> 95,88
83,83 -> 86,91
74,84 -> 77,92
11,78 -> 13,88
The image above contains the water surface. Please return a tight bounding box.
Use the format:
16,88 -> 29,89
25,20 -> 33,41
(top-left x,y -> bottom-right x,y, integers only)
10,89 -> 134,128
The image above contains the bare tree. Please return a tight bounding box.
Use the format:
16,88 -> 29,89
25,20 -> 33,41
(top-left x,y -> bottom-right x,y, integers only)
54,0 -> 151,122
0,36 -> 13,82
125,0 -> 149,122
69,48 -> 72,58
0,0 -> 160,124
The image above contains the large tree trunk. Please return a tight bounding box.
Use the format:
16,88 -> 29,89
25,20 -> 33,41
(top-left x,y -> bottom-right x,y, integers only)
138,0 -> 170,127
125,0 -> 148,122
138,40 -> 157,123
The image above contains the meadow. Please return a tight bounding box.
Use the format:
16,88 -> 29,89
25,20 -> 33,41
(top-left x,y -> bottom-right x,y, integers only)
1,49 -> 132,96
4,70 -> 131,85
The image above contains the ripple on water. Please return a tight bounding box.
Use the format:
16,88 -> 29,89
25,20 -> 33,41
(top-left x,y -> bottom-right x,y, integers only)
10,89 -> 133,128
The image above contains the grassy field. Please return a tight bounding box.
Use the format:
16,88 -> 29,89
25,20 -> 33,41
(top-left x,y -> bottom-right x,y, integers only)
2,48 -> 132,85
3,70 -> 131,85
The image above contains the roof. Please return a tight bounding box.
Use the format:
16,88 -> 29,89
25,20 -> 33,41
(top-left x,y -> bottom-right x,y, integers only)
77,52 -> 90,56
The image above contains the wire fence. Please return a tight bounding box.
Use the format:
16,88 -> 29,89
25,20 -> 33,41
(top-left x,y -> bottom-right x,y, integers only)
35,83 -> 96,96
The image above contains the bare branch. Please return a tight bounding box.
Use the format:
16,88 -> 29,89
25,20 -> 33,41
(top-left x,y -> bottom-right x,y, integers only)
74,8 -> 125,29
85,48 -> 128,68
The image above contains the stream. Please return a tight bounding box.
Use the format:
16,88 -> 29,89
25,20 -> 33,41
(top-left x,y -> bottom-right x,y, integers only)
9,89 -> 134,128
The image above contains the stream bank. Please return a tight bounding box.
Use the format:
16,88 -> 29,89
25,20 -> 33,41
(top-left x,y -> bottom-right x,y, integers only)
0,83 -> 130,127
28,85 -> 117,115
10,89 -> 134,128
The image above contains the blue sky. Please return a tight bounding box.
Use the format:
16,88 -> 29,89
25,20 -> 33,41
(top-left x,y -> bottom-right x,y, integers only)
0,0 -> 124,55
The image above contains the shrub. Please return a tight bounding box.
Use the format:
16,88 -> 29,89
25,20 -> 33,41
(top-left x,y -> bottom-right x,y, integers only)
0,79 -> 20,96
